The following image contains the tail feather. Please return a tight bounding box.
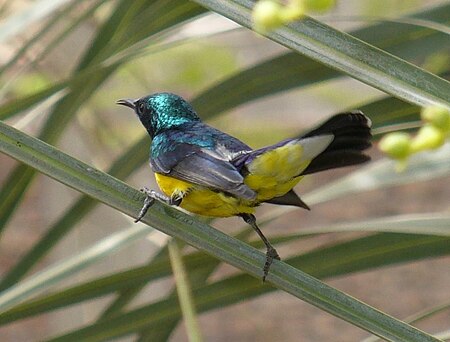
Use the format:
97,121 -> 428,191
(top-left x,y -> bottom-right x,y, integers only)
302,111 -> 371,138
265,189 -> 310,210
301,150 -> 370,175
300,111 -> 372,175
325,136 -> 371,151
235,111 -> 372,209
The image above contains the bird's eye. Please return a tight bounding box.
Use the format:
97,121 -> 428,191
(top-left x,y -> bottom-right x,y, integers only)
137,102 -> 146,115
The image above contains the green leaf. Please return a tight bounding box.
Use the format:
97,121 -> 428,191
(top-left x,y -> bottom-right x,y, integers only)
1,231 -> 448,327
193,3 -> 450,115
307,213 -> 450,236
0,0 -> 72,43
0,1 -> 105,89
0,83 -> 67,121
97,243 -> 173,320
0,137 -> 149,290
361,97 -> 421,131
363,301 -> 450,342
42,234 -> 450,342
0,67 -> 116,235
0,115 -> 439,341
0,224 -> 154,312
0,253 -> 210,325
192,0 -> 450,110
168,239 -> 203,342
118,231 -> 251,340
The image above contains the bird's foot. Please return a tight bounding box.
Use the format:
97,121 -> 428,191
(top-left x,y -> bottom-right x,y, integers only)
135,187 -> 182,223
262,245 -> 280,282
135,187 -> 158,223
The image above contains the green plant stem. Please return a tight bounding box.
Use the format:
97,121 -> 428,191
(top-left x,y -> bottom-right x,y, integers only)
168,239 -> 203,342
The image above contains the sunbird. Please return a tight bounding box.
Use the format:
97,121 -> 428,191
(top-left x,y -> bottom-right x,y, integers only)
117,93 -> 372,280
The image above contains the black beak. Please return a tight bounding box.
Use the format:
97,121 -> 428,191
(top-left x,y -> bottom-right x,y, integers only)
116,98 -> 137,110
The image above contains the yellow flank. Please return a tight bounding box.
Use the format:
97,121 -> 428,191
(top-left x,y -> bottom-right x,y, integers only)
155,173 -> 254,217
154,141 -> 313,217
244,142 -> 310,201
155,173 -> 192,199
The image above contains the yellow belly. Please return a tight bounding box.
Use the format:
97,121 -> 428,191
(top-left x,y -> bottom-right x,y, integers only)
155,173 -> 254,217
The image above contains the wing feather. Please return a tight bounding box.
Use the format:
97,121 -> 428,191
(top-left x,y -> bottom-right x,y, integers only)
151,143 -> 256,201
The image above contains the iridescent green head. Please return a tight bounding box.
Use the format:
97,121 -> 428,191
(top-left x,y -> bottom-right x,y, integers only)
117,92 -> 200,138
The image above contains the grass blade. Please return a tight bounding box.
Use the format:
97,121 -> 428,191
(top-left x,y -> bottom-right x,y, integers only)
0,224 -> 154,312
308,214 -> 450,236
363,302 -> 450,342
192,0 -> 450,109
168,239 -> 203,342
0,0 -> 72,43
45,233 -> 449,341
0,137 -> 149,290
1,232 -> 448,327
193,3 -> 450,115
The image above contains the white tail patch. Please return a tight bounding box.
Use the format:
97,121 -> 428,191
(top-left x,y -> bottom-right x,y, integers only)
297,135 -> 334,159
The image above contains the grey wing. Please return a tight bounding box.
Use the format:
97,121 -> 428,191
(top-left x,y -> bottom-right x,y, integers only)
151,145 -> 256,201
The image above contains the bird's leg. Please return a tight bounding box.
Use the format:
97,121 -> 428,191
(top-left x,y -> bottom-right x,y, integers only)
240,213 -> 280,281
135,187 -> 182,223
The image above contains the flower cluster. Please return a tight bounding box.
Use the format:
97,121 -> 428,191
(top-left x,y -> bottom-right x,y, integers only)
252,0 -> 336,33
379,105 -> 450,171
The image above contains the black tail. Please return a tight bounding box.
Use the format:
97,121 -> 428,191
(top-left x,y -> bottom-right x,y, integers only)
262,112 -> 371,210
301,111 -> 372,175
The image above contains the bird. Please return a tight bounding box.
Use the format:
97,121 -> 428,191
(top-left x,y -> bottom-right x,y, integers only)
117,92 -> 372,281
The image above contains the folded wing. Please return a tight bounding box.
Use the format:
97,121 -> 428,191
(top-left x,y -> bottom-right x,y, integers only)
151,143 -> 256,201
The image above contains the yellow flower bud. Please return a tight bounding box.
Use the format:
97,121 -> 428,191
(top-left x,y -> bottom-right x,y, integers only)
253,0 -> 283,33
421,105 -> 450,133
303,0 -> 336,12
280,0 -> 305,21
379,132 -> 411,160
411,124 -> 446,152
